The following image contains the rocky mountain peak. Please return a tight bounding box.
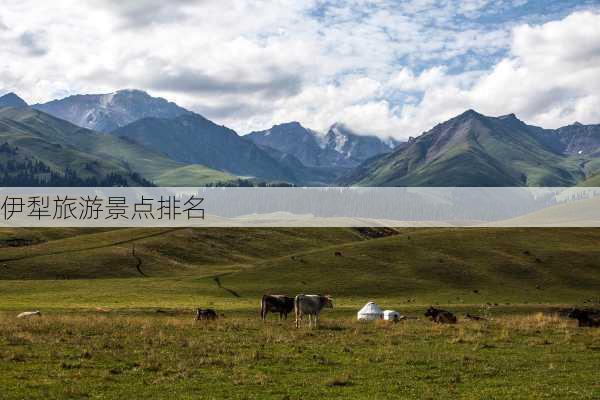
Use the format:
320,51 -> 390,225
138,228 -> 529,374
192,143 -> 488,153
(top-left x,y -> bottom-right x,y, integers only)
0,92 -> 28,108
32,89 -> 190,132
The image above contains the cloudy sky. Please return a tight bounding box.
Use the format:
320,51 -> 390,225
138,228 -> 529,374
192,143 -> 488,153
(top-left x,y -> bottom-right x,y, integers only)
1,0 -> 599,139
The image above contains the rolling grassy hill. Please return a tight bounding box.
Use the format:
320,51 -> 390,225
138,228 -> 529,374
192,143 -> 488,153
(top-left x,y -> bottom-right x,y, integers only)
221,228 -> 600,303
0,227 -> 598,309
0,228 -> 365,280
0,107 -> 235,186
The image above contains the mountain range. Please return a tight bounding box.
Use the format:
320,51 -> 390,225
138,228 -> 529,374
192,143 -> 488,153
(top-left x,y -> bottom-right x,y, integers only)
246,122 -> 399,168
341,110 -> 600,186
2,89 -> 600,187
243,121 -> 400,183
3,90 -> 399,185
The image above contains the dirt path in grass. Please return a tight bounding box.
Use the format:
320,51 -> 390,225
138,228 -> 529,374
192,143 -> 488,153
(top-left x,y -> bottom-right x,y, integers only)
212,275 -> 241,297
133,253 -> 147,277
0,228 -> 184,263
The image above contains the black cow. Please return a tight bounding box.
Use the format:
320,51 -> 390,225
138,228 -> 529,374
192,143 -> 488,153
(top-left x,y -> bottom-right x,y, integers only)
261,295 -> 294,321
568,308 -> 600,327
424,307 -> 457,324
195,308 -> 218,321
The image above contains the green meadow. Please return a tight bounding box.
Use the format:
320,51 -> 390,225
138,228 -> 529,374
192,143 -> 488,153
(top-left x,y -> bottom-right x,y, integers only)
0,227 -> 599,399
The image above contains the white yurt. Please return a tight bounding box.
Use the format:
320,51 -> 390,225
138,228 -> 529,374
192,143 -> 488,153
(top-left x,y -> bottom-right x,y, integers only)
383,310 -> 402,322
357,301 -> 383,321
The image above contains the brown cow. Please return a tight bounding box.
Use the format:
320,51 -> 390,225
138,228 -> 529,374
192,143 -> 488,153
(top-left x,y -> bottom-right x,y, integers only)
568,308 -> 600,327
261,295 -> 294,321
195,308 -> 218,321
425,307 -> 457,324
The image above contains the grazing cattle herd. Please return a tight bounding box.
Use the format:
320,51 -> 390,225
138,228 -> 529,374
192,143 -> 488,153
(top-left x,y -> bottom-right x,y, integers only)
197,297 -> 600,329
13,300 -> 600,329
259,294 -> 334,327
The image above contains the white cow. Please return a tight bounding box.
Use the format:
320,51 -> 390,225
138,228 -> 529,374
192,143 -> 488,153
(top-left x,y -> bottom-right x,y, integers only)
294,294 -> 333,328
17,310 -> 41,319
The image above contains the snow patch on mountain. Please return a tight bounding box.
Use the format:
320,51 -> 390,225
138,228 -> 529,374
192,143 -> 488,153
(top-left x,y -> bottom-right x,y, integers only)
33,89 -> 190,132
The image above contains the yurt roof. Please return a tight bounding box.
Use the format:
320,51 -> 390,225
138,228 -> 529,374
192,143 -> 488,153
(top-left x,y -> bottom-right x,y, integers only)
358,301 -> 383,314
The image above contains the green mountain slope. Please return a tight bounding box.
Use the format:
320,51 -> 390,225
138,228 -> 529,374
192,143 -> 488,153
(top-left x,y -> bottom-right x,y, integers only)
112,114 -> 297,183
578,172 -> 600,186
342,110 -> 594,187
152,164 -> 233,186
0,107 -> 234,186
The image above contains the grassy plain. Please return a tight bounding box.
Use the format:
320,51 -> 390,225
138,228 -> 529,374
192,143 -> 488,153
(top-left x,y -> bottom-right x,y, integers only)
0,227 -> 599,399
0,311 -> 599,399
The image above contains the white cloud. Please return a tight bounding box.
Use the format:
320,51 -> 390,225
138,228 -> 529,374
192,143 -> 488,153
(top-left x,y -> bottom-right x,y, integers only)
389,67 -> 448,92
335,10 -> 600,138
466,11 -> 600,128
0,1 -> 598,139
